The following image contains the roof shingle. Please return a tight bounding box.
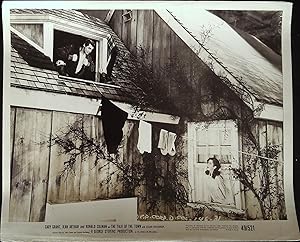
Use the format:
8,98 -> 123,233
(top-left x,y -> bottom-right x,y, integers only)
10,32 -> 139,103
167,8 -> 283,105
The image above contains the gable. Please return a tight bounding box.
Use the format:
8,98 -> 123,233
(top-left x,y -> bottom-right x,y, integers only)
157,8 -> 283,106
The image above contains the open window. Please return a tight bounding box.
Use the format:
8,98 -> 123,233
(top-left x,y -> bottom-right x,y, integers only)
10,13 -> 111,83
188,120 -> 243,211
53,30 -> 97,81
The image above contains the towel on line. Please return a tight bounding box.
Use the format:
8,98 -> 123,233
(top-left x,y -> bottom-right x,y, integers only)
137,120 -> 152,154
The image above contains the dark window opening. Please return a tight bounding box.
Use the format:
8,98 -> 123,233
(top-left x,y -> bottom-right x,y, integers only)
53,30 -> 96,81
122,10 -> 132,22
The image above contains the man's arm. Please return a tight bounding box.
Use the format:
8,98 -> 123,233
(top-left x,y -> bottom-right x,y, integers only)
55,44 -> 77,65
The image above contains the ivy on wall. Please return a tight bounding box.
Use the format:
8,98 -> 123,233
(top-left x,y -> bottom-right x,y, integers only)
49,38 -> 285,219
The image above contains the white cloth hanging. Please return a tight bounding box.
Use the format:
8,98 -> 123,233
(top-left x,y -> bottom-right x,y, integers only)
137,120 -> 152,154
158,129 -> 177,156
167,132 -> 177,156
158,129 -> 169,155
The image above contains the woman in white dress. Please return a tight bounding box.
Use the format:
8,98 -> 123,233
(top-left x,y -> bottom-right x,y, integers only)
205,157 -> 227,204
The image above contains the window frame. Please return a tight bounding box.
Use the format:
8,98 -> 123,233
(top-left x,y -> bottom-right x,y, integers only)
187,120 -> 244,211
10,13 -> 109,79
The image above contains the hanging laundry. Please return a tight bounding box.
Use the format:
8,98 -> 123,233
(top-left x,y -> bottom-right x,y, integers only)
101,97 -> 128,154
137,120 -> 152,154
168,132 -> 177,156
158,129 -> 169,155
158,129 -> 177,156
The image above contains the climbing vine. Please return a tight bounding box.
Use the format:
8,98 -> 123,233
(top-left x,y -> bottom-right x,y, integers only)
49,30 -> 285,220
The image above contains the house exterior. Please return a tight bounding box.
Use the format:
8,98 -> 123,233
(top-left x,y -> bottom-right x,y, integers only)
8,8 -> 285,223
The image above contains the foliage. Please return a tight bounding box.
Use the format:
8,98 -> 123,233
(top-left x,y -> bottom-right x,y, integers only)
50,117 -> 190,216
50,24 -> 284,220
231,143 -> 285,220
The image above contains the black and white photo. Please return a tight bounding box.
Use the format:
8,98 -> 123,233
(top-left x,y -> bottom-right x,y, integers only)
1,1 -> 298,241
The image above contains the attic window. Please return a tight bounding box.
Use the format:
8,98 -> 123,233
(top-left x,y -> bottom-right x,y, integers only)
122,10 -> 132,22
53,30 -> 97,81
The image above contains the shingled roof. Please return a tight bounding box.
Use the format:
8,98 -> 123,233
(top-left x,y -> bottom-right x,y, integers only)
10,9 -> 136,85
10,8 -> 144,103
166,8 -> 283,106
10,32 -> 138,103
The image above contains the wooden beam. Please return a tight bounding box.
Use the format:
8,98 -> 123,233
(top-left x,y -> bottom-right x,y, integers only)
9,88 -> 180,124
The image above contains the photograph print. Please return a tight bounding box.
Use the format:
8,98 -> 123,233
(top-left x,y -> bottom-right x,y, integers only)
8,7 -> 285,222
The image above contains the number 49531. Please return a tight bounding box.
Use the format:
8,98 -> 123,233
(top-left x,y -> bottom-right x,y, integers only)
241,225 -> 255,231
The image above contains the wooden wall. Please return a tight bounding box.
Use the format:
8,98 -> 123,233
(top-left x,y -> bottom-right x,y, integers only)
11,24 -> 44,48
9,107 -> 143,221
242,119 -> 284,220
9,107 -> 51,222
109,10 -> 222,105
10,106 -> 183,222
109,10 -> 285,220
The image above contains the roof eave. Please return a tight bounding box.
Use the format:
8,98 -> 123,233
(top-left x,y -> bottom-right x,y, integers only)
156,9 -> 259,111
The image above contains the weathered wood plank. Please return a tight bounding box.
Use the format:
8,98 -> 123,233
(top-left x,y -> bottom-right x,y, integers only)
122,121 -> 135,196
9,108 -> 35,221
127,121 -> 147,215
136,10 -> 145,54
267,121 -> 283,219
29,110 -> 52,222
10,107 -> 16,176
143,10 -> 154,65
169,29 -> 192,97
107,122 -> 134,198
271,122 -> 285,219
175,126 -> 189,219
258,120 -> 274,219
95,119 -> 109,199
109,10 -> 123,39
241,121 -> 262,219
122,10 -> 130,49
159,16 -> 171,96
47,111 -> 82,203
258,120 -> 267,149
153,127 -> 167,217
167,157 -> 177,218
152,12 -> 162,78
79,115 -> 96,201
64,113 -> 83,203
47,111 -> 67,203
107,158 -> 123,198
129,10 -> 137,55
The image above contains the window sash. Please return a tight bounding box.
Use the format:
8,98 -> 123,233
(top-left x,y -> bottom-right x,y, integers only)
11,17 -> 109,81
188,120 -> 242,209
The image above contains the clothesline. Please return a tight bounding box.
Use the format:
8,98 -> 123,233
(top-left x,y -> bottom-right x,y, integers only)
237,150 -> 282,162
222,149 -> 281,162
97,99 -> 281,162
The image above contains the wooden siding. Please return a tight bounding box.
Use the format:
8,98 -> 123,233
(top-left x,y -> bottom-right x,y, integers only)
109,10 -> 285,220
11,24 -> 44,48
9,107 -> 169,221
242,119 -> 284,219
9,107 -> 51,222
109,10 -> 240,113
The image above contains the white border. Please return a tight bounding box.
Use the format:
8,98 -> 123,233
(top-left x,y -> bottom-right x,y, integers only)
2,1 -> 299,241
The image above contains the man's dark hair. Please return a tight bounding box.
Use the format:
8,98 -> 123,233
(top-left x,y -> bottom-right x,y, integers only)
83,39 -> 96,48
